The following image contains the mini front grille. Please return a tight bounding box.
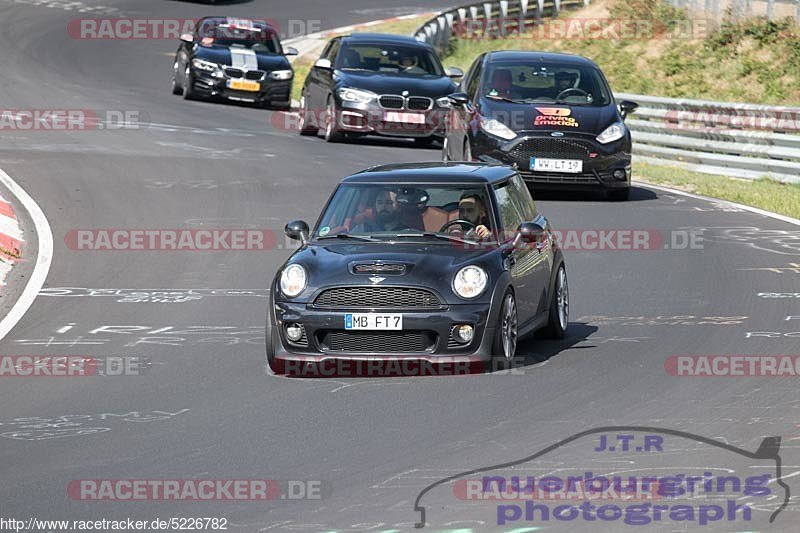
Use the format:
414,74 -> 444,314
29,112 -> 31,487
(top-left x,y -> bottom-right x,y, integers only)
313,286 -> 441,309
407,96 -> 433,111
318,330 -> 437,353
379,95 -> 405,109
508,138 -> 594,169
352,263 -> 406,275
245,70 -> 266,81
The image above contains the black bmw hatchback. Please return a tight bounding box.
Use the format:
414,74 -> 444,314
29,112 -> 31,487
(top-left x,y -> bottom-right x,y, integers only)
171,17 -> 297,109
442,51 -> 638,200
298,33 -> 463,144
267,162 -> 569,377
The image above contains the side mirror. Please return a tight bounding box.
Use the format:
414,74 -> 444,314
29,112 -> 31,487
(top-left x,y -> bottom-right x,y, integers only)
515,222 -> 546,246
447,92 -> 470,106
285,220 -> 310,244
313,58 -> 332,70
180,33 -> 194,44
619,100 -> 638,120
284,46 -> 298,56
445,66 -> 464,79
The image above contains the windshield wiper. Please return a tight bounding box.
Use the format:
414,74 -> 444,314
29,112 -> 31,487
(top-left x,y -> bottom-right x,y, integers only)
317,233 -> 381,242
485,95 -> 528,104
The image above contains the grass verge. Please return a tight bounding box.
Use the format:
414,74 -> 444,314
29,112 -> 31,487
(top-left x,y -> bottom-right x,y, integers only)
636,162 -> 800,219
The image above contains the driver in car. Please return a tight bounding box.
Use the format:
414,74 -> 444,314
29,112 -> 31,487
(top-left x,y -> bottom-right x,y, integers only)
352,189 -> 409,232
552,71 -> 578,97
399,55 -> 426,75
455,193 -> 491,239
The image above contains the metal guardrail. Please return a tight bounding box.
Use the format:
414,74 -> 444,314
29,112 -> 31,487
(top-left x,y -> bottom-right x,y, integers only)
415,1 -> 800,184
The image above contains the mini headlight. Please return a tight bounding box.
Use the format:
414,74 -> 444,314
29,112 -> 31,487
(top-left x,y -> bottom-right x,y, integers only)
596,121 -> 625,144
337,88 -> 377,103
479,118 -> 517,140
191,58 -> 221,72
280,264 -> 307,298
269,69 -> 293,80
453,265 -> 488,299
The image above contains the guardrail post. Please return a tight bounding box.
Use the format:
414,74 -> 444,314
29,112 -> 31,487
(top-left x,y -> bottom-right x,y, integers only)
537,0 -> 544,22
519,0 -> 529,35
499,0 -> 509,37
767,0 -> 775,20
442,13 -> 454,50
469,6 -> 480,37
555,0 -> 561,12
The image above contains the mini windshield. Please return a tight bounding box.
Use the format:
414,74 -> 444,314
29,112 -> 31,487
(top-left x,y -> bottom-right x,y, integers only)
314,183 -> 496,242
482,61 -> 612,106
336,44 -> 444,76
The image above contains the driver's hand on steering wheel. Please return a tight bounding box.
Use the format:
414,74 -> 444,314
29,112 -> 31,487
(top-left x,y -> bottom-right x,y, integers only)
474,224 -> 490,238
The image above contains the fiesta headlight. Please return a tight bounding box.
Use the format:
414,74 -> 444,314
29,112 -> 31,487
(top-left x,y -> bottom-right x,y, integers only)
192,58 -> 222,73
479,118 -> 517,140
269,69 -> 293,80
280,264 -> 307,298
596,121 -> 626,144
337,88 -> 377,103
453,265 -> 488,299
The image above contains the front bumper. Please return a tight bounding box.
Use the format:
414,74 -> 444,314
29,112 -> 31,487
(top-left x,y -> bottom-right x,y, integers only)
269,299 -> 498,376
335,99 -> 447,138
474,131 -> 631,190
190,69 -> 291,105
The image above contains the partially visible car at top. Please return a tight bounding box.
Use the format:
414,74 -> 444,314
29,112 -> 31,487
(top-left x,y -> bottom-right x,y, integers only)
267,162 -> 569,376
442,51 -> 638,200
298,33 -> 464,145
171,17 -> 297,109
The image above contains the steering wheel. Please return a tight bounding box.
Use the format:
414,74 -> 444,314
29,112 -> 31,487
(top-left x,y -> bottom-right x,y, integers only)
439,219 -> 476,233
555,88 -> 590,100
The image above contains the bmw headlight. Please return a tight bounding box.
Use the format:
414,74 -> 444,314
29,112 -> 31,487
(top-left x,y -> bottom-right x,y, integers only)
436,96 -> 451,108
596,121 -> 626,144
337,87 -> 377,103
453,265 -> 488,299
192,58 -> 222,73
280,264 -> 307,298
269,69 -> 293,80
479,118 -> 517,141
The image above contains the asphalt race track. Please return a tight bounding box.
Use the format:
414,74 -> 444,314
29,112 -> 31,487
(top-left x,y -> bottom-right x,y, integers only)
0,0 -> 799,531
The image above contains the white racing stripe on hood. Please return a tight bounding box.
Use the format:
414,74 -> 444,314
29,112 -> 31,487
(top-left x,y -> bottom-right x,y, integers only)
229,47 -> 258,71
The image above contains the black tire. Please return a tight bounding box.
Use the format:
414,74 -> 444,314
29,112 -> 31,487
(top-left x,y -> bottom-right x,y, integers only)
413,136 -> 435,147
540,263 -> 569,339
490,290 -> 518,371
324,96 -> 344,143
171,61 -> 183,95
298,94 -> 319,136
606,188 -> 630,201
182,66 -> 194,100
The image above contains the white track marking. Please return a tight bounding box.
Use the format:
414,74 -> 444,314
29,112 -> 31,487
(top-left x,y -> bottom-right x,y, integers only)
0,168 -> 53,341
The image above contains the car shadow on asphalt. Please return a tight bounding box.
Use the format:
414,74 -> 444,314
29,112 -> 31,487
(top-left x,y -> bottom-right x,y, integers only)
533,186 -> 657,203
497,321 -> 598,373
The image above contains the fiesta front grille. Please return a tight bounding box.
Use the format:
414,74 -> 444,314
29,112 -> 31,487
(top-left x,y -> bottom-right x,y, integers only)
313,287 -> 441,309
318,330 -> 437,353
379,95 -> 405,109
507,138 -> 594,167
